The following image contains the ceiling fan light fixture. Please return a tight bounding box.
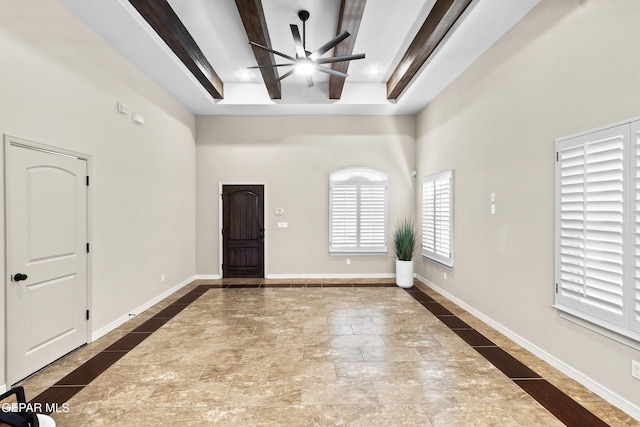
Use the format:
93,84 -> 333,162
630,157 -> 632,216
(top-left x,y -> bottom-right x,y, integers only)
247,9 -> 364,88
295,59 -> 314,76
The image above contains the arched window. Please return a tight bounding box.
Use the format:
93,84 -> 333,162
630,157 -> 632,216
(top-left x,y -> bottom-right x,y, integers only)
329,167 -> 388,254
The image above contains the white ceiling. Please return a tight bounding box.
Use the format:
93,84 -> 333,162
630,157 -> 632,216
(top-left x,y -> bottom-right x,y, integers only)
58,0 -> 541,115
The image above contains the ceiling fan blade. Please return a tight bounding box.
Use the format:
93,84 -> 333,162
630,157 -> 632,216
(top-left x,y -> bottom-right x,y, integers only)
305,75 -> 314,88
308,31 -> 350,61
316,66 -> 348,79
290,25 -> 307,58
316,53 -> 365,64
249,41 -> 296,62
276,69 -> 296,83
247,63 -> 294,69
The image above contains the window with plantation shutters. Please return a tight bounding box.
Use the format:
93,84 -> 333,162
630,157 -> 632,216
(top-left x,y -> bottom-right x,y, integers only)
329,168 -> 387,254
555,119 -> 640,343
632,121 -> 640,335
421,171 -> 454,267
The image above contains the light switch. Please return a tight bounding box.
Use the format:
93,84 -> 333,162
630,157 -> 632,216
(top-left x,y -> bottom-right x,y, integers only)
491,204 -> 496,215
275,208 -> 284,215
490,192 -> 496,202
132,113 -> 145,125
277,222 -> 288,228
117,102 -> 128,114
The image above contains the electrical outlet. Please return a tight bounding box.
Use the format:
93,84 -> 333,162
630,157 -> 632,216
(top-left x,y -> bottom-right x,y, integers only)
161,274 -> 165,282
346,259 -> 351,265
444,272 -> 447,280
632,360 -> 640,380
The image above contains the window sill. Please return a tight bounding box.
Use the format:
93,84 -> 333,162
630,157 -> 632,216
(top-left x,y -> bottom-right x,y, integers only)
421,253 -> 454,269
330,249 -> 388,256
554,304 -> 640,351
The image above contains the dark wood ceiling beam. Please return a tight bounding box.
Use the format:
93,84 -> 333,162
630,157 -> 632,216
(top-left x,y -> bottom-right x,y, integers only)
329,0 -> 367,100
386,0 -> 472,100
128,0 -> 223,99
235,0 -> 281,100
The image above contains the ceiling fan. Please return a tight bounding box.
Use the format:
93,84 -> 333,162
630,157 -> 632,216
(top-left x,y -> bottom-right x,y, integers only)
247,10 -> 365,87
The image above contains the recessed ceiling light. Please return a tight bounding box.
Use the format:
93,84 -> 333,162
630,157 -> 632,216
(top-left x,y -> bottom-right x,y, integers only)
367,66 -> 380,76
238,70 -> 253,80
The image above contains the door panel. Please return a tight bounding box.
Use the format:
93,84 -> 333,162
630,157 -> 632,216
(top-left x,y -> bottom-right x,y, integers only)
7,143 -> 88,385
28,167 -> 77,260
28,275 -> 77,349
222,185 -> 264,278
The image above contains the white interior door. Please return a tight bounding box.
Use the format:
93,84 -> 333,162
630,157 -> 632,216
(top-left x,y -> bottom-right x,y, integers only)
6,142 -> 88,385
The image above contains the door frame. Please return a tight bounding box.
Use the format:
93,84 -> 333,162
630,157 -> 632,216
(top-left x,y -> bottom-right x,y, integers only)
3,135 -> 93,382
218,182 -> 268,278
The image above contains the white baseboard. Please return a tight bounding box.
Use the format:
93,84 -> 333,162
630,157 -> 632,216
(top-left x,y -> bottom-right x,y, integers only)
415,274 -> 640,422
91,275 -> 196,342
266,273 -> 395,279
194,273 -> 395,280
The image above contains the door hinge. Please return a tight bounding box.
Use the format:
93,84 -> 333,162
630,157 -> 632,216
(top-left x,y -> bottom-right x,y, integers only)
86,176 -> 90,186
86,309 -> 90,320
86,243 -> 90,253
555,283 -> 558,293
556,152 -> 559,162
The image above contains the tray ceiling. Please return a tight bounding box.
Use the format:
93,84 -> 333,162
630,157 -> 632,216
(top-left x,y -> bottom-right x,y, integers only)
58,0 -> 541,115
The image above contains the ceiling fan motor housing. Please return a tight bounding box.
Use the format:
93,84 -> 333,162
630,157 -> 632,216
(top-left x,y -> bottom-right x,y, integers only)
298,10 -> 310,22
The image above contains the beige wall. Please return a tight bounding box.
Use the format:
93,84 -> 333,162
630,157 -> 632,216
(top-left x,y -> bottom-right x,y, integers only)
4,0 -> 638,416
416,0 -> 640,412
0,0 -> 196,386
196,116 -> 416,277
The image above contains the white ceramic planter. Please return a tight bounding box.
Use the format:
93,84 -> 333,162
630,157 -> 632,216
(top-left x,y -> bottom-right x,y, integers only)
395,259 -> 414,288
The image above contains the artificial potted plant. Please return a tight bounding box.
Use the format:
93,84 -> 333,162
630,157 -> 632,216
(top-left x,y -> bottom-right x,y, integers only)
393,216 -> 418,288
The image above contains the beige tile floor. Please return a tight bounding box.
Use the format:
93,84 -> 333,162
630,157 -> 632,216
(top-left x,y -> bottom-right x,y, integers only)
16,279 -> 639,426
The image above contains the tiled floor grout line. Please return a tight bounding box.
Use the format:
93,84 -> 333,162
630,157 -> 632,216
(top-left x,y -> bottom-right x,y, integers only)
26,283 -> 391,412
26,282 -> 613,425
403,286 -> 610,427
29,285 -> 211,413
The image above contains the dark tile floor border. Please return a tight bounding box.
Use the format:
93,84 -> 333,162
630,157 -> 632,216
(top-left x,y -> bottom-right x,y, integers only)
27,282 -> 611,426
403,287 -> 610,427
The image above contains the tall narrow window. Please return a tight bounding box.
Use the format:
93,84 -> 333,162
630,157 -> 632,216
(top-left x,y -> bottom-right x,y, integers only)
422,170 -> 454,267
555,119 -> 640,344
555,123 -> 640,337
329,168 -> 387,254
556,126 -> 626,326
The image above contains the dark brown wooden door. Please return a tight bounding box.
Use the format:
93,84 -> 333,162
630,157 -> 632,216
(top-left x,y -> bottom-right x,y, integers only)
222,185 -> 264,278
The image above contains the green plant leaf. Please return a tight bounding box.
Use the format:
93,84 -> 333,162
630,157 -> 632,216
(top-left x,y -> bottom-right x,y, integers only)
392,216 -> 418,261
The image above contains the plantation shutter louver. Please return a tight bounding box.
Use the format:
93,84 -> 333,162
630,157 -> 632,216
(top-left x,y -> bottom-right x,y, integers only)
330,184 -> 358,248
360,184 -> 386,247
422,171 -> 453,267
329,168 -> 388,254
556,125 -> 627,327
632,121 -> 640,334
